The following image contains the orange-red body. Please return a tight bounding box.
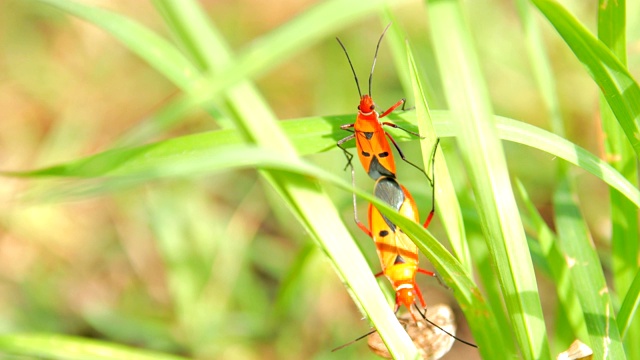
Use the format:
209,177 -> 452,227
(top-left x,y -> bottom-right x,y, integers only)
335,25 -> 422,181
339,95 -> 406,180
358,176 -> 436,321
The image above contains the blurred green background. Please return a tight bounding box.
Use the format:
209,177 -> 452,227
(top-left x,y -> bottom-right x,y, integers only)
1,0 -> 639,359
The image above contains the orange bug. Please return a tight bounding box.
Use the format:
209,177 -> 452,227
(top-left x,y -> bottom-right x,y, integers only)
332,176 -> 477,352
358,175 -> 436,320
335,24 -> 432,182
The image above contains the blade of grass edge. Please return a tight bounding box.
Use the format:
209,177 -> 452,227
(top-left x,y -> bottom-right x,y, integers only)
597,2 -> 640,357
553,177 -> 626,359
516,179 -> 588,343
4,113 -> 640,214
427,0 -> 550,358
406,33 -> 499,357
383,11 -> 472,275
618,268 -> 640,339
0,333 -> 188,360
531,0 -> 640,159
152,1 -> 419,357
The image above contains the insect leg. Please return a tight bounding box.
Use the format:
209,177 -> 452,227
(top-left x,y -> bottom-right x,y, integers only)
337,132 -> 356,171
378,98 -> 405,118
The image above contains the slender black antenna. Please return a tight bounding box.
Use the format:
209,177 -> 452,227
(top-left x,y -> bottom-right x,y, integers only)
414,304 -> 478,348
369,23 -> 392,98
331,329 -> 377,352
336,37 -> 362,99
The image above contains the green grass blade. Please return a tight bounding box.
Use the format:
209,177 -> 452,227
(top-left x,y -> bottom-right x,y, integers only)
516,179 -> 588,343
0,333 -> 188,360
531,0 -> 640,158
35,0 -> 199,89
618,269 -> 640,339
515,0 -> 565,137
396,20 -> 472,275
597,2 -> 640,356
36,0 -> 414,140
553,178 -> 626,359
427,1 -> 550,358
151,1 -> 419,357
5,112 -> 640,211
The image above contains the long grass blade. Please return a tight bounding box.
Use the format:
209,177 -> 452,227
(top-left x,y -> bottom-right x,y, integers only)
387,15 -> 472,275
427,1 -> 550,358
4,112 -> 640,212
532,0 -> 640,158
553,177 -> 626,359
151,1 -> 419,357
597,2 -> 640,357
0,334 -> 188,360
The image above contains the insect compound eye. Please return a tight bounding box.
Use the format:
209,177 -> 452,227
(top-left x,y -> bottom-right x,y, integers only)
370,105 -> 375,111
357,105 -> 360,110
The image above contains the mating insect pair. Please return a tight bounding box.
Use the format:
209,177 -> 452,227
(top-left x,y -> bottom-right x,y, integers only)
334,24 -> 477,351
336,23 -> 440,321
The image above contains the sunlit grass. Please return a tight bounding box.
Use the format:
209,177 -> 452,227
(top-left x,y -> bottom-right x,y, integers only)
0,0 -> 639,359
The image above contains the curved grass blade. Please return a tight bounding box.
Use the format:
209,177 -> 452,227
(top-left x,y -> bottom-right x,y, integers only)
35,0 -> 200,89
618,269 -> 640,340
386,17 -> 472,275
427,1 -> 549,358
4,111 -> 640,210
152,1 -> 419,357
531,0 -> 640,158
35,0 -> 413,141
516,179 -> 588,342
597,2 -> 640,356
0,333 -> 188,360
553,178 -> 626,359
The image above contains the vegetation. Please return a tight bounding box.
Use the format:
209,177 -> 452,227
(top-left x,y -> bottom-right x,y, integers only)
0,0 -> 638,359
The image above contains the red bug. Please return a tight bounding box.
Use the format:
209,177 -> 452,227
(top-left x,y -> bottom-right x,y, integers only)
359,175 -> 437,320
335,24 -> 439,217
333,176 -> 477,352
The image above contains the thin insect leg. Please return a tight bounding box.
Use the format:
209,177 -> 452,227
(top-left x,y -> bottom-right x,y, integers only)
379,98 -> 405,118
400,100 -> 415,112
414,285 -> 427,308
417,268 -> 449,290
423,139 -> 440,228
346,160 -> 371,237
417,268 -> 435,277
427,138 -> 440,182
381,121 -> 423,138
340,123 -> 356,131
337,134 -> 356,171
384,131 -> 433,187
414,305 -> 478,348
423,207 -> 436,229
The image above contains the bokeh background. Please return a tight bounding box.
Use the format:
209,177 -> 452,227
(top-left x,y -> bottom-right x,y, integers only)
1,0 -> 639,359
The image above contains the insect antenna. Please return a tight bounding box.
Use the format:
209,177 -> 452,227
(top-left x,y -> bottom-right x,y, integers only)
414,304 -> 478,348
336,37 -> 362,99
331,329 -> 377,352
368,23 -> 392,98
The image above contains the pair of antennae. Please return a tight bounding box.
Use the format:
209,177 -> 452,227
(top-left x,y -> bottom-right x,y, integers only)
336,23 -> 392,100
331,305 -> 478,352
